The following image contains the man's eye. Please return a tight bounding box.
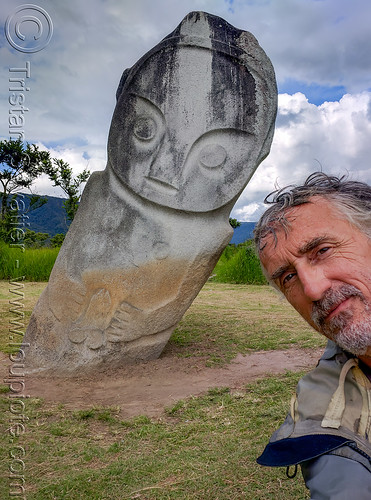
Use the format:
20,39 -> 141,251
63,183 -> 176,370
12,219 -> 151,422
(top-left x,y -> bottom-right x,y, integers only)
282,272 -> 296,286
314,246 -> 332,260
317,246 -> 330,255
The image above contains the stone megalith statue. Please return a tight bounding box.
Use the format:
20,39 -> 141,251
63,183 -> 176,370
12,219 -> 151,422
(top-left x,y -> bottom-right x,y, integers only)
24,11 -> 277,375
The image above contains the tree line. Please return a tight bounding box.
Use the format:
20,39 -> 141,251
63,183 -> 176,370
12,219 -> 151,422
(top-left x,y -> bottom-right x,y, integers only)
0,138 -> 90,246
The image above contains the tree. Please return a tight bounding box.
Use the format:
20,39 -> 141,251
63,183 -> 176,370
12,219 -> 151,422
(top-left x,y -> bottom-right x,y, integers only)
229,218 -> 241,229
24,229 -> 49,248
45,159 -> 90,223
50,233 -> 65,247
0,139 -> 51,242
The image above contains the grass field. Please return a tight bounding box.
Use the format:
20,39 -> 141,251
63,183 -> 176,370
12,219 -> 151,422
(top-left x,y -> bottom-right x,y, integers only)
0,280 -> 326,499
0,242 -> 59,281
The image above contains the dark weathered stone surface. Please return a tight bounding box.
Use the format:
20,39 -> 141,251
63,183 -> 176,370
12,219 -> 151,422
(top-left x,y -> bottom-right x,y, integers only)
23,11 -> 277,375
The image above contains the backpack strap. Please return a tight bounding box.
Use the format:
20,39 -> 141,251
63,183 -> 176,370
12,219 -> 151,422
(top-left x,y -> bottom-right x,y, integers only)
352,365 -> 371,437
321,358 -> 358,429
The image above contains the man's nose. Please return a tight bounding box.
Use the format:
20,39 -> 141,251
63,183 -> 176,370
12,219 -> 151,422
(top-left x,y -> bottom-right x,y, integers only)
298,265 -> 331,302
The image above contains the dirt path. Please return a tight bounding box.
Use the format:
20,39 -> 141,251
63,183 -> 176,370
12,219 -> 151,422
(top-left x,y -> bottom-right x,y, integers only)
2,347 -> 324,418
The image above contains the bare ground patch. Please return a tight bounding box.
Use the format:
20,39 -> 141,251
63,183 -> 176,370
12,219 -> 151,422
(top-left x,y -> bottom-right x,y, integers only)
2,346 -> 324,418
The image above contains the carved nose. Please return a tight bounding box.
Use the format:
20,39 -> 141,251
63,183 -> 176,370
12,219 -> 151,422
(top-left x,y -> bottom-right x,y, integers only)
147,140 -> 181,191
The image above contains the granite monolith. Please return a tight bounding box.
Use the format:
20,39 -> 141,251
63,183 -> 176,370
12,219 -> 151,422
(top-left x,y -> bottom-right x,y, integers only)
23,11 -> 277,374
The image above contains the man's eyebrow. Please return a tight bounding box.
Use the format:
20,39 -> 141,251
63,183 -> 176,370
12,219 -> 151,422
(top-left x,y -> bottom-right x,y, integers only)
298,236 -> 331,255
270,264 -> 292,282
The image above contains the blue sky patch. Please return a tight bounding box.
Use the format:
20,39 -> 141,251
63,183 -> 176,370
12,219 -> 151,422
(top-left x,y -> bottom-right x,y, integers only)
278,79 -> 347,105
43,138 -> 88,150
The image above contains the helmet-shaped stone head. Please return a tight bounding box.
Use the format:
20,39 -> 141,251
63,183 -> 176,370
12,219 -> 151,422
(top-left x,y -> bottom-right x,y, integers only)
108,11 -> 277,212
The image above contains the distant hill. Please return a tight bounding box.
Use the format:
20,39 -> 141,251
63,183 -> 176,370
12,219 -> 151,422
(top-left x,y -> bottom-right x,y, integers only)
230,222 -> 256,244
17,193 -> 69,237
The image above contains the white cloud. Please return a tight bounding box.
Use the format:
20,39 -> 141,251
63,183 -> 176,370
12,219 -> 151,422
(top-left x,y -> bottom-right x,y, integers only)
234,202 -> 261,222
230,91 -> 371,220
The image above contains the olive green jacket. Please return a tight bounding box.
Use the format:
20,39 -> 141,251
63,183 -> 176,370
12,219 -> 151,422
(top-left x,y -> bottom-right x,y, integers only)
258,340 -> 371,472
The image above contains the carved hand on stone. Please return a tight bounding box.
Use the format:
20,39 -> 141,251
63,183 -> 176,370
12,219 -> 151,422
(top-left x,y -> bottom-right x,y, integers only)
49,276 -> 87,322
83,288 -> 112,329
68,288 -> 112,349
105,301 -> 149,343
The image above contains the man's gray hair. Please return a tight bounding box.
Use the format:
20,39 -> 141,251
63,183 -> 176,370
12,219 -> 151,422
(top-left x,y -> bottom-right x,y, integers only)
254,172 -> 371,253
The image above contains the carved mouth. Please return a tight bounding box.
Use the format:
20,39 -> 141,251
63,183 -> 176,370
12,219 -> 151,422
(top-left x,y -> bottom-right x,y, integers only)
144,176 -> 179,194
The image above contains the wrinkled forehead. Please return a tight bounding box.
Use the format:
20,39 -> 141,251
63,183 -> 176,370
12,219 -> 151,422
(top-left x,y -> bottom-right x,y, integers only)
258,199 -> 344,254
118,45 -> 258,136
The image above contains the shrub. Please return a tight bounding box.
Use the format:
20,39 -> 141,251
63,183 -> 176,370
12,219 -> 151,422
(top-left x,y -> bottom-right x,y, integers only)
212,241 -> 267,285
50,233 -> 65,247
24,229 -> 50,248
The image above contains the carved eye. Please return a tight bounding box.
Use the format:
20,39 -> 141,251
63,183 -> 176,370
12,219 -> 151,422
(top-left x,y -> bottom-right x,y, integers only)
198,144 -> 227,169
133,116 -> 157,141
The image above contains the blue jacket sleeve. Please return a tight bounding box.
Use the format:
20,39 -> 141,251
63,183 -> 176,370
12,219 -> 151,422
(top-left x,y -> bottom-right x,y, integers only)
301,451 -> 371,500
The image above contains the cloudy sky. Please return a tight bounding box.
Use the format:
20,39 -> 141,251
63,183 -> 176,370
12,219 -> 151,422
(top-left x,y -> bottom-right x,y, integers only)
1,0 -> 371,221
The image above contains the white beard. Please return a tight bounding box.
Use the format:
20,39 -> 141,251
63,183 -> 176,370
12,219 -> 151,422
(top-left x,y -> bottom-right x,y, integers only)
311,284 -> 371,356
330,315 -> 371,356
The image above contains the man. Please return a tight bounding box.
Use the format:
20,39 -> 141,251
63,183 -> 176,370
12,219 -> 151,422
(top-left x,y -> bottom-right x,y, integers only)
254,172 -> 371,499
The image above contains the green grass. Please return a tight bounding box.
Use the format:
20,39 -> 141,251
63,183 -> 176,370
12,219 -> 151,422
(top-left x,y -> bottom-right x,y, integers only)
0,241 -> 58,281
0,281 -> 324,498
0,281 -> 46,353
0,373 -> 310,499
169,283 -> 326,365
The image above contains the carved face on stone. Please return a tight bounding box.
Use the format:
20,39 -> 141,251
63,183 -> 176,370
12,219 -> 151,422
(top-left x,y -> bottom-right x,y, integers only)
108,12 -> 277,212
